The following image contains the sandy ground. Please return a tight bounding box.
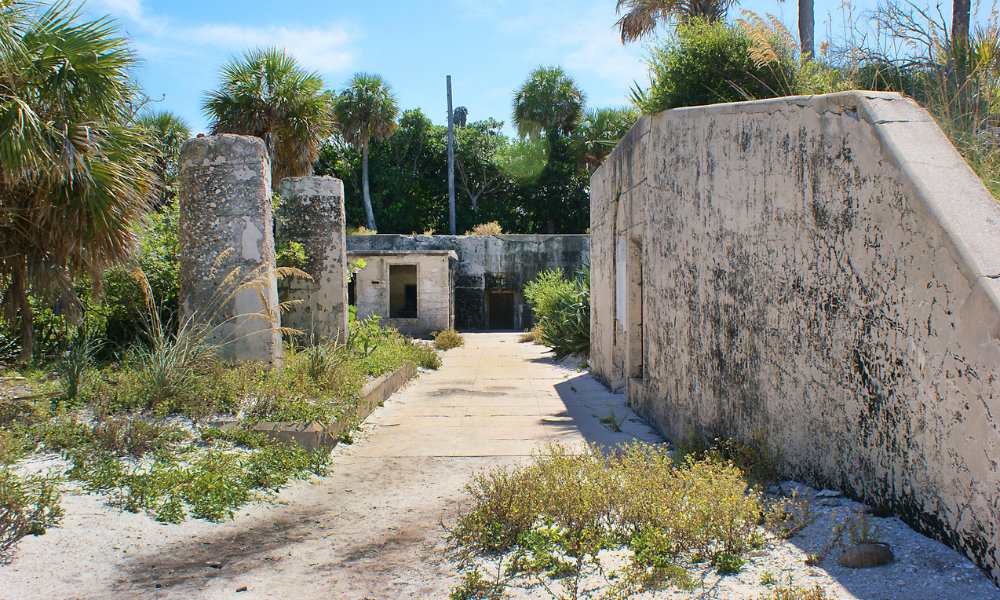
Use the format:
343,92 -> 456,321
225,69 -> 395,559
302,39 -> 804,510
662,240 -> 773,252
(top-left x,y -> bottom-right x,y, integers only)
0,333 -> 998,600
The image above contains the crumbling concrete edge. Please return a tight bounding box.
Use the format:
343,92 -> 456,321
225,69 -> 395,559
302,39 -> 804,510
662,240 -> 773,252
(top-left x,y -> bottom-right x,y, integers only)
253,362 -> 418,449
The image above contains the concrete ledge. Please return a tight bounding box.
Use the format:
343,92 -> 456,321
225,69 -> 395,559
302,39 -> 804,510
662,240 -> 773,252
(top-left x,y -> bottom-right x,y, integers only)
252,362 -> 418,450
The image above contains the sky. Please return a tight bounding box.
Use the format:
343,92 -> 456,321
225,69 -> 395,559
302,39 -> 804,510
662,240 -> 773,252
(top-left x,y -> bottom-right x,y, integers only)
75,0 -> 971,137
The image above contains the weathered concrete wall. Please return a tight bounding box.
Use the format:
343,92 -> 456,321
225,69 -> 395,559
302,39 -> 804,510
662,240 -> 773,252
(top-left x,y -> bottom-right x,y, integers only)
276,176 -> 348,343
178,134 -> 282,366
591,91 -> 1000,581
347,234 -> 590,330
347,251 -> 455,338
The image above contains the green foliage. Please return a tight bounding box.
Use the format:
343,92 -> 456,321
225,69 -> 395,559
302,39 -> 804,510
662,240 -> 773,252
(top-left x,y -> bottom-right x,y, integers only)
755,583 -> 828,600
0,1 -> 155,362
448,442 -> 764,598
432,329 -> 466,350
135,111 -> 191,206
69,434 -> 328,523
275,241 -> 310,269
640,19 -> 798,114
0,468 -> 64,558
524,268 -> 590,358
512,65 -> 587,139
845,513 -> 883,546
204,47 -> 335,187
53,326 -> 101,402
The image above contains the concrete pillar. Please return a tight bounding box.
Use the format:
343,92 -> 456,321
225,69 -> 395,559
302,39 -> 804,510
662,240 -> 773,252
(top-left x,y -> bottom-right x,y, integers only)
177,134 -> 282,366
276,176 -> 348,343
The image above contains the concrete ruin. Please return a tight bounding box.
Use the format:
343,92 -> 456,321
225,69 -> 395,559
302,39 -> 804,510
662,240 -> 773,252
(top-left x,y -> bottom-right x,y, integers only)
590,91 -> 1000,581
347,234 -> 589,334
348,250 -> 457,338
178,134 -> 282,366
276,176 -> 348,343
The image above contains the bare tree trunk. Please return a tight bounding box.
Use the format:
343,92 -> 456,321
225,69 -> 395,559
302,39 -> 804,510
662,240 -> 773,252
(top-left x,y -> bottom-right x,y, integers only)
952,0 -> 971,106
447,76 -> 456,235
362,137 -> 377,232
799,0 -> 814,61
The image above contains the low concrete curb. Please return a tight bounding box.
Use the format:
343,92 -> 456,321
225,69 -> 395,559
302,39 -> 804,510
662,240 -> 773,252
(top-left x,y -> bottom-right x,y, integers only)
253,362 -> 418,450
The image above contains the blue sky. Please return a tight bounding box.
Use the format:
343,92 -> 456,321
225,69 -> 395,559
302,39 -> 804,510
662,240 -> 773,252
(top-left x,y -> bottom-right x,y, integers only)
77,0 -> 968,136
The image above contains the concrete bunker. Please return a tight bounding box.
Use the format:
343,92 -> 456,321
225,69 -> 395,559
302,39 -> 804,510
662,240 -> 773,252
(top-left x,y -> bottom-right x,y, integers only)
346,234 -> 590,333
590,91 -> 1000,583
348,250 -> 456,338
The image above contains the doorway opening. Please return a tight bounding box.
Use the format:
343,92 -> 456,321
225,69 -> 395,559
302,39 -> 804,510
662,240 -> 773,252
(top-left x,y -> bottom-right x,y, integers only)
487,290 -> 516,330
389,264 -> 418,319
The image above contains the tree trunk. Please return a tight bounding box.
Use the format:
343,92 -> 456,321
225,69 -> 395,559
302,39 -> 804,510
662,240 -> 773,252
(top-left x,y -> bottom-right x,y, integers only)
799,0 -> 814,61
361,137 -> 377,232
12,271 -> 33,363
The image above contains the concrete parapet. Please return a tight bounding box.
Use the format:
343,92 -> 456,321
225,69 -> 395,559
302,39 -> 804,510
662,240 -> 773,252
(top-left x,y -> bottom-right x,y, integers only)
178,134 -> 282,366
276,176 -> 348,343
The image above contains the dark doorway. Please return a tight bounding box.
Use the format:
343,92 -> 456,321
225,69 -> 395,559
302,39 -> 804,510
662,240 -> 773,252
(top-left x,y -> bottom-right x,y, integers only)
487,291 -> 515,330
390,264 -> 418,319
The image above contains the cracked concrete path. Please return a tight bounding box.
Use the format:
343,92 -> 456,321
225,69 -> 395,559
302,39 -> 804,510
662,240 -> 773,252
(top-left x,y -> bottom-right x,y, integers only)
0,332 -> 658,600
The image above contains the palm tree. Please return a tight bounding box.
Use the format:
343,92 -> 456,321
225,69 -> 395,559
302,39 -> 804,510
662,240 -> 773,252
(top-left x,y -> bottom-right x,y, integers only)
136,111 -> 191,207
575,107 -> 639,174
0,1 -> 155,361
203,47 -> 334,189
799,0 -> 814,60
334,73 -> 400,232
615,0 -> 735,43
512,66 -> 587,139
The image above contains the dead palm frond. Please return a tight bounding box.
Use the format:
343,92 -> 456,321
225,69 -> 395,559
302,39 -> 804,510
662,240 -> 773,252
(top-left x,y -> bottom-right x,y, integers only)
615,0 -> 736,44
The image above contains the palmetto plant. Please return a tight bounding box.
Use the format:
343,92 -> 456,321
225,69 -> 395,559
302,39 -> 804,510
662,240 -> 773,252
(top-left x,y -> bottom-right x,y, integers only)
512,66 -> 587,139
334,72 -> 400,232
575,107 -> 639,174
135,111 -> 191,207
615,0 -> 736,43
0,0 -> 155,362
203,47 -> 335,190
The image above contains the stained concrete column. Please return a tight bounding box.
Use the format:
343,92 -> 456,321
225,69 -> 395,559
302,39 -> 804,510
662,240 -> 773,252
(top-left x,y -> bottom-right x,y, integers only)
276,176 -> 348,343
178,134 -> 282,366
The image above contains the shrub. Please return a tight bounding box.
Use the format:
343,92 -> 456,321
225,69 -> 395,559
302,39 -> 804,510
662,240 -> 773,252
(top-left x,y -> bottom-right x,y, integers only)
640,19 -> 797,114
524,268 -> 589,358
53,326 -> 101,402
432,329 -> 465,350
346,226 -> 377,235
465,222 -> 502,236
0,469 -> 64,561
448,442 -> 763,598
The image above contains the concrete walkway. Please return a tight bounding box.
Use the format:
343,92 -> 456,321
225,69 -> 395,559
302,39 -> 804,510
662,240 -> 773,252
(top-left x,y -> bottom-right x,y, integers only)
351,331 -> 661,458
0,332 -> 659,600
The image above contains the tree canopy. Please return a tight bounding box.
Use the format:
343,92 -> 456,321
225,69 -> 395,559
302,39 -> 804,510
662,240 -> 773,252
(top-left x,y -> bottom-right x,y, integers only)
203,47 -> 334,188
0,0 -> 155,361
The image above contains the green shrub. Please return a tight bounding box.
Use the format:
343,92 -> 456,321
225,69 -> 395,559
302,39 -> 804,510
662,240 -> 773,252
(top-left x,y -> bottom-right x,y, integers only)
0,468 -> 64,559
524,268 -> 589,358
432,329 -> 465,350
640,19 -> 797,114
53,326 -> 101,402
448,442 -> 763,598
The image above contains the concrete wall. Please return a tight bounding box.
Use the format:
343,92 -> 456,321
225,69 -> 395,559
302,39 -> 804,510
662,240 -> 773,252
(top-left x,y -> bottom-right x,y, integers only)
276,176 -> 348,343
348,251 -> 456,338
178,134 -> 282,366
347,234 -> 590,330
590,91 -> 1000,581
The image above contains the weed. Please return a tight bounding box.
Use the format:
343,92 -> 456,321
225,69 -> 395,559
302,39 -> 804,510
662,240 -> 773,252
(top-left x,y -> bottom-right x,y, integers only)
449,567 -> 505,600
760,571 -> 776,585
845,513 -> 883,546
766,491 -> 816,539
598,409 -> 625,432
517,327 -> 541,343
0,469 -> 64,561
755,583 -> 828,600
712,551 -> 745,574
53,326 -> 101,402
465,222 -> 503,236
432,329 -> 466,350
449,441 -> 763,598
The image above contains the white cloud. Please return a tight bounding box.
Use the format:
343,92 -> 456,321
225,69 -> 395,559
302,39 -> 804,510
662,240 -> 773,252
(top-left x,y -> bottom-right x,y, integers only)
86,0 -> 358,75
184,24 -> 358,73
